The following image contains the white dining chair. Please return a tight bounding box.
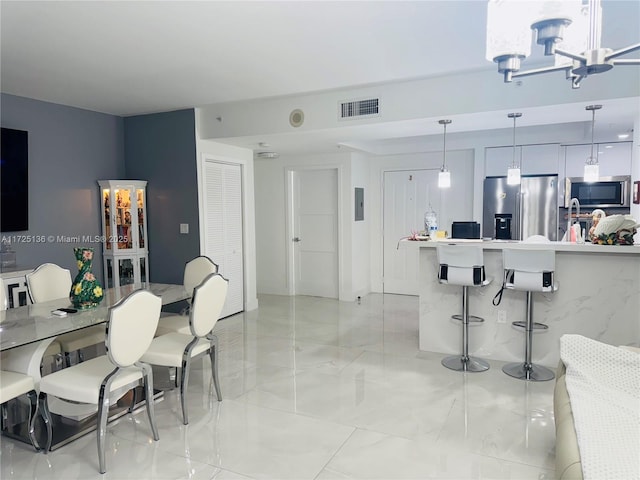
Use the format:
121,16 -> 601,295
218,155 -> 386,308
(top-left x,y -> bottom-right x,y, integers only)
0,370 -> 41,451
39,289 -> 162,474
27,263 -> 105,367
141,273 -> 228,425
155,255 -> 218,336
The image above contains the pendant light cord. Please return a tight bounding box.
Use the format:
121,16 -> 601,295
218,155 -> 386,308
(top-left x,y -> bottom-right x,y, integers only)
590,107 -> 596,162
442,122 -> 447,170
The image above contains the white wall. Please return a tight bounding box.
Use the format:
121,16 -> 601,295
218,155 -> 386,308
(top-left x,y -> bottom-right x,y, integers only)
254,152 -> 356,299
351,152 -> 371,298
367,149 -> 474,292
632,114 -> 640,243
194,128 -> 258,311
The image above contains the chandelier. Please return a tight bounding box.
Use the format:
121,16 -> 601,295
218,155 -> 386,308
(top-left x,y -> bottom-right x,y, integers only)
486,0 -> 640,89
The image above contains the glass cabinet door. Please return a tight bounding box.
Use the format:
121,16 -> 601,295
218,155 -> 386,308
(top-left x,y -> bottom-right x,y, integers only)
136,188 -> 145,249
114,188 -> 134,250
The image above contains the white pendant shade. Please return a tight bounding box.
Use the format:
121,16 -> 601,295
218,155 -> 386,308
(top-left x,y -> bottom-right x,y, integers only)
486,0 -> 532,61
507,167 -> 521,185
438,169 -> 451,188
584,162 -> 599,182
553,0 -> 591,67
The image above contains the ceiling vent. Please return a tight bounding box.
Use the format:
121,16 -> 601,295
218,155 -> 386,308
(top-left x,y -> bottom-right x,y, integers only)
340,98 -> 379,120
256,151 -> 279,159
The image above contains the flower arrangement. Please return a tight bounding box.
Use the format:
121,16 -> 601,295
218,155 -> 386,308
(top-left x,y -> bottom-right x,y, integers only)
590,214 -> 638,246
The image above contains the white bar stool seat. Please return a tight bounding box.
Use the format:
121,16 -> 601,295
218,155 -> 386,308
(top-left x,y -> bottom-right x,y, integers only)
437,244 -> 492,373
501,248 -> 558,381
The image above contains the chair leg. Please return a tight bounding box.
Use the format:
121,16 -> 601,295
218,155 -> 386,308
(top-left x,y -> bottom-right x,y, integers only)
441,286 -> 489,373
140,363 -> 159,441
128,387 -> 138,414
38,392 -> 53,453
26,390 -> 40,451
97,391 -> 110,474
208,335 -> 222,401
502,291 -> 555,382
179,357 -> 192,425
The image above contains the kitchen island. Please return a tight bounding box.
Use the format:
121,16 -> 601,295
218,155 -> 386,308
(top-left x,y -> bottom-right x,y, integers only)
407,240 -> 640,368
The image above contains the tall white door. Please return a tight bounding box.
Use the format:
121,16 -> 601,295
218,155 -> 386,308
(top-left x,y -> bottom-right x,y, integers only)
202,161 -> 244,317
383,169 -> 438,295
290,168 -> 338,298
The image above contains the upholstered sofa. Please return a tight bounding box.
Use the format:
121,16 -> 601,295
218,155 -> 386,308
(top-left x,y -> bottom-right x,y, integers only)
554,345 -> 640,480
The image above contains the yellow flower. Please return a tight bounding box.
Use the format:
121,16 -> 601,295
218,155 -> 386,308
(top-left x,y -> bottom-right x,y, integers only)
74,283 -> 82,295
77,260 -> 83,270
93,286 -> 103,298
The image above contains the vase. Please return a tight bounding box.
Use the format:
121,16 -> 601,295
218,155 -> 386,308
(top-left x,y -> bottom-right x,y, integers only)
69,247 -> 104,309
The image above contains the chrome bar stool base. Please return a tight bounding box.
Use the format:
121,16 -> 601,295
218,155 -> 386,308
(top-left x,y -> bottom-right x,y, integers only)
502,362 -> 554,382
442,355 -> 490,373
451,314 -> 485,323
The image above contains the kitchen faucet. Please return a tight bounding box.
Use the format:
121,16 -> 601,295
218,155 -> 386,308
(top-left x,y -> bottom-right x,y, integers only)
567,197 -> 580,242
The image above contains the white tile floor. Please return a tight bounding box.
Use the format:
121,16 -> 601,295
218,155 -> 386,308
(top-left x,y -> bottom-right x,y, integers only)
1,294 -> 557,479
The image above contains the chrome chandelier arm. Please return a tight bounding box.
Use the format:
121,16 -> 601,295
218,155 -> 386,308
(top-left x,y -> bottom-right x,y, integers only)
511,64 -> 570,79
611,59 -> 640,66
606,43 -> 640,60
554,48 -> 588,63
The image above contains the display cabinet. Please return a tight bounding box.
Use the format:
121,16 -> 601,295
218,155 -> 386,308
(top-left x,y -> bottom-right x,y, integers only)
98,180 -> 149,289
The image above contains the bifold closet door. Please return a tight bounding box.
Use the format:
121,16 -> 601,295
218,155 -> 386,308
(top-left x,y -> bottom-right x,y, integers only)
202,160 -> 244,317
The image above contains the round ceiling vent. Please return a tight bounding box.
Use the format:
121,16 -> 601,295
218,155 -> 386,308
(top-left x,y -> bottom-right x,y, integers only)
289,109 -> 304,128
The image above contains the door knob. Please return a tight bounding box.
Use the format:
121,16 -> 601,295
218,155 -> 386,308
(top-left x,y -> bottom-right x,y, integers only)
292,237 -> 301,242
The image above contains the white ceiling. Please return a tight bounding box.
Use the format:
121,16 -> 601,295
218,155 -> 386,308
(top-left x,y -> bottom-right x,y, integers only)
1,0 -> 639,154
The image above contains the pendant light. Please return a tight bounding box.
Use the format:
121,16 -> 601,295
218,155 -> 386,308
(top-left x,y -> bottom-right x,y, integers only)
507,112 -> 522,185
584,104 -> 602,182
438,119 -> 452,188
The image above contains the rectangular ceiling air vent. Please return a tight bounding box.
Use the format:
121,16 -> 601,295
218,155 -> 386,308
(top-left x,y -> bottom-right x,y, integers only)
340,98 -> 379,119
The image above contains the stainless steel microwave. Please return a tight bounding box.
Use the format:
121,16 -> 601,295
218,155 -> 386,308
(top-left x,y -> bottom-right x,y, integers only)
565,176 -> 631,208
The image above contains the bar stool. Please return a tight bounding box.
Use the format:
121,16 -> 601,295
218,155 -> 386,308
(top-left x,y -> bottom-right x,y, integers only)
437,244 -> 492,372
501,248 -> 558,381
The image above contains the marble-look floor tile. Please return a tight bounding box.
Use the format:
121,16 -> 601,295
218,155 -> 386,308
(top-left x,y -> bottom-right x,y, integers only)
0,293 -> 557,479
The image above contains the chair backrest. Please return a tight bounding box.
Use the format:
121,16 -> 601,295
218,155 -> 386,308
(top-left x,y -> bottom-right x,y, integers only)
189,273 -> 228,338
0,283 -> 7,311
436,244 -> 486,286
184,256 -> 218,298
106,290 -> 161,367
26,263 -> 72,303
503,248 -> 556,292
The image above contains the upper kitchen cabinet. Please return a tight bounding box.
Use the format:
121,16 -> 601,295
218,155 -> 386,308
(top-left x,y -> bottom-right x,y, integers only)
485,144 -> 560,177
564,142 -> 632,178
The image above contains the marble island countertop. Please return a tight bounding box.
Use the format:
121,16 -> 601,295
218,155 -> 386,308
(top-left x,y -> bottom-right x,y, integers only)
403,238 -> 640,254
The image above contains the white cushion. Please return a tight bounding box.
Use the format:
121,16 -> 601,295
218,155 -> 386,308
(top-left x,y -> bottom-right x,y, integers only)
0,370 -> 35,404
141,333 -> 211,367
155,314 -> 190,336
56,325 -> 106,353
39,356 -> 143,404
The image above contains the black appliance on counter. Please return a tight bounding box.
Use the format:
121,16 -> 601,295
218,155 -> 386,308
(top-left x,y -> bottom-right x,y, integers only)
451,221 -> 481,239
494,213 -> 512,240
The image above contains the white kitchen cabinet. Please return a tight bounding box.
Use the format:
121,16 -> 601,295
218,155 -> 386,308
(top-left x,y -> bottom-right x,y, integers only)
98,180 -> 149,289
485,144 -> 560,177
564,141 -> 632,178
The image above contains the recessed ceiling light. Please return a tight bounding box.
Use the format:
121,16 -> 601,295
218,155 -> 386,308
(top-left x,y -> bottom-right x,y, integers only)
617,133 -> 630,139
604,145 -> 613,149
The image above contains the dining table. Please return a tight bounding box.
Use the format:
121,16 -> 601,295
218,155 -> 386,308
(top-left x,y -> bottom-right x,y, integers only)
0,282 -> 190,450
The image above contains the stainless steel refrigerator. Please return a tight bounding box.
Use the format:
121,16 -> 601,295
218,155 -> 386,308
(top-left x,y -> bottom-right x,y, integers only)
482,175 -> 558,240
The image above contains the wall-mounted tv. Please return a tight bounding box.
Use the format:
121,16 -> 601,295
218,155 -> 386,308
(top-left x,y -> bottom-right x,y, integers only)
1,127 -> 29,232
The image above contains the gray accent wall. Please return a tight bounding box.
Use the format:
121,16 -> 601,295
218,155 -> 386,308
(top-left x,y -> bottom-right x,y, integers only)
123,109 -> 200,284
0,94 -> 125,282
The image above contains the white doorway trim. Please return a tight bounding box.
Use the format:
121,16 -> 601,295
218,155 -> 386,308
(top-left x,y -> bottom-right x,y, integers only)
285,165 -> 343,298
196,151 -> 258,312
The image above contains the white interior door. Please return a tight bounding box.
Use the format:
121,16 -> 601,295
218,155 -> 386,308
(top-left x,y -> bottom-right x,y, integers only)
202,160 -> 244,317
383,169 -> 438,295
291,168 -> 338,298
